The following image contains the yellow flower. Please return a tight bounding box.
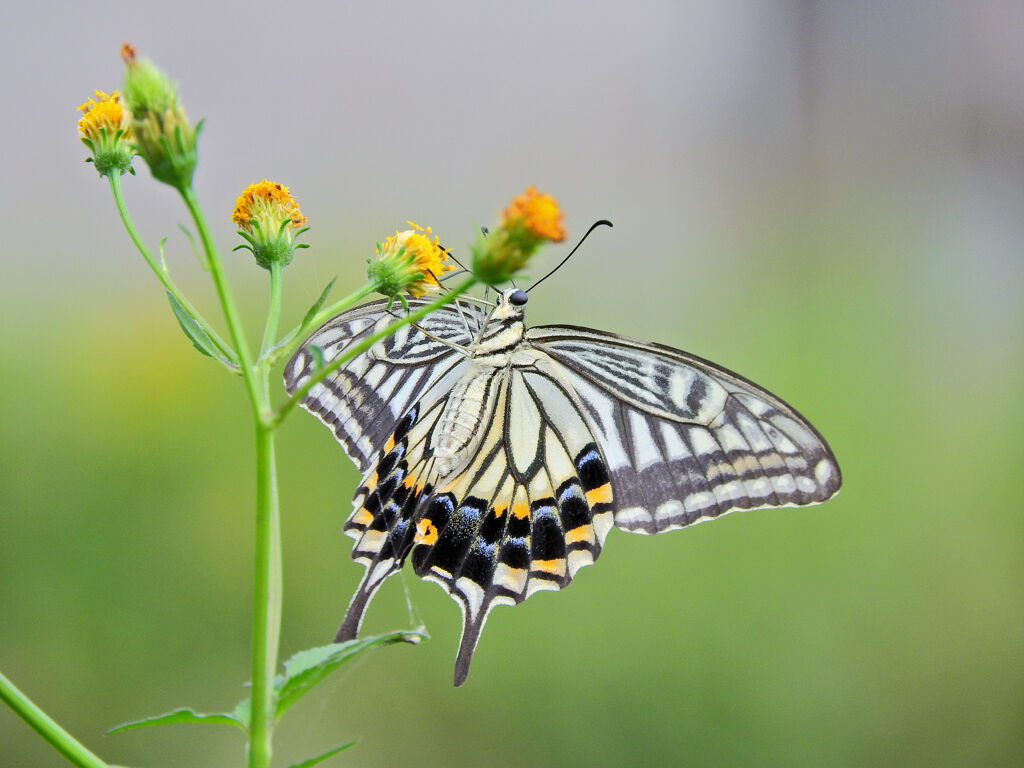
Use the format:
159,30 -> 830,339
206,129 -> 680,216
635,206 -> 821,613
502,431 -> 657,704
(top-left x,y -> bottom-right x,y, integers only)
77,90 -> 131,143
232,180 -> 309,270
369,222 -> 455,298
232,180 -> 307,232
77,90 -> 134,177
472,187 -> 567,284
501,186 -> 566,243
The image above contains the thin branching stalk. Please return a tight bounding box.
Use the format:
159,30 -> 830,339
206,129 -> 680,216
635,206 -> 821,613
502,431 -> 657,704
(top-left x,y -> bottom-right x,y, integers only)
0,672 -> 109,768
108,174 -> 237,365
179,186 -> 265,418
267,282 -> 379,367
259,262 -> 284,360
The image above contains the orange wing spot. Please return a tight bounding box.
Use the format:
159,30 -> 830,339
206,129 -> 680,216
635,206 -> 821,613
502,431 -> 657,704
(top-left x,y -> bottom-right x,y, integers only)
493,505 -> 507,519
414,519 -> 438,546
363,472 -> 379,492
352,507 -> 374,527
565,525 -> 595,545
404,472 -> 418,489
512,502 -> 530,519
531,558 -> 567,577
383,434 -> 395,453
585,483 -> 612,506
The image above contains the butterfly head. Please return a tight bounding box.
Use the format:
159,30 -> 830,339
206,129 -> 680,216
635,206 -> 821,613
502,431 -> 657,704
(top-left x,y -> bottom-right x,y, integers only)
489,287 -> 529,321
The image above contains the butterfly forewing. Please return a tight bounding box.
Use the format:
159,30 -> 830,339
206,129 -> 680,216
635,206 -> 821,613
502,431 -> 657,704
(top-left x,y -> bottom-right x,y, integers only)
284,300 -> 481,471
527,325 -> 842,533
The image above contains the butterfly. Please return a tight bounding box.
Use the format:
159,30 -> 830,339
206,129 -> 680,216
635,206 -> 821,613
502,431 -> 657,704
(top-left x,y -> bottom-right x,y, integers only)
284,287 -> 841,685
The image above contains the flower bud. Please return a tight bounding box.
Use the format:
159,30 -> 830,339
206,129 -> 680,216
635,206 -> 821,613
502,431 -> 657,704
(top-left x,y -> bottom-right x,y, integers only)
120,44 -> 201,191
471,186 -> 565,285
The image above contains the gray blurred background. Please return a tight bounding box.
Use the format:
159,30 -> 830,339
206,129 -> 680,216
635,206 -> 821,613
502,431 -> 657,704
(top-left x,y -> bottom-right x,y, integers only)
2,1 -> 1022,767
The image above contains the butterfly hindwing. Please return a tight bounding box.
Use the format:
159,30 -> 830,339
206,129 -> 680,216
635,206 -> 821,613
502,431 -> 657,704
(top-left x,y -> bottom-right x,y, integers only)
528,325 -> 842,533
407,368 -> 613,684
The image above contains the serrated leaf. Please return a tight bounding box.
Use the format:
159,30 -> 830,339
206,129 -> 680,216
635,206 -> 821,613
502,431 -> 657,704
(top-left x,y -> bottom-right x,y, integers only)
107,707 -> 247,735
286,741 -> 357,768
301,278 -> 337,328
231,697 -> 250,727
274,630 -> 425,720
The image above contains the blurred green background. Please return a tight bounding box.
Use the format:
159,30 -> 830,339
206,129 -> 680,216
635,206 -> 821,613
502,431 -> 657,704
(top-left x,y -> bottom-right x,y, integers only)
2,2 -> 1022,767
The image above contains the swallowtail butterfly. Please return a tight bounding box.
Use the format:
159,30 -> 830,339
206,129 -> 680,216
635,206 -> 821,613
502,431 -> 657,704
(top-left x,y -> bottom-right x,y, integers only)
285,288 -> 841,684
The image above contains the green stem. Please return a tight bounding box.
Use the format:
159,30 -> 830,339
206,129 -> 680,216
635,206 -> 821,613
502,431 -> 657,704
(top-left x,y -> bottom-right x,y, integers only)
249,415 -> 281,768
178,186 -> 265,417
259,261 -> 283,360
267,281 -> 378,367
0,671 -> 108,768
270,277 -> 477,428
108,174 -> 238,366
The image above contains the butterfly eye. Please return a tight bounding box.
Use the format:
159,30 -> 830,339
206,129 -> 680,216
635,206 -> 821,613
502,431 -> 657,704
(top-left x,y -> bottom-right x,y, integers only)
508,289 -> 529,306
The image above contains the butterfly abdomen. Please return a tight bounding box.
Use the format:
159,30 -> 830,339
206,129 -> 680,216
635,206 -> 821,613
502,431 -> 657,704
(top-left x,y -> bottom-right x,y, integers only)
433,363 -> 506,479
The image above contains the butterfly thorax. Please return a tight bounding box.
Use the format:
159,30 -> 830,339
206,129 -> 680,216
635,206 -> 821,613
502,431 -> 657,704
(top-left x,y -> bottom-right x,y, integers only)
433,297 -> 531,479
468,302 -> 526,361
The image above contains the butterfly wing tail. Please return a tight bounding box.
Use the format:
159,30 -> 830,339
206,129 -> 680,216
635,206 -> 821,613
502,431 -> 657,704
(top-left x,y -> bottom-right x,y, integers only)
334,559 -> 401,642
453,610 -> 487,686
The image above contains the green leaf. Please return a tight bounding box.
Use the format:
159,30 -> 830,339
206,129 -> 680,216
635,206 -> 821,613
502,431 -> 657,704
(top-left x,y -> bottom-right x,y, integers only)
165,291 -> 226,363
274,630 -> 425,720
108,707 -> 247,735
286,741 -> 357,768
301,277 -> 337,328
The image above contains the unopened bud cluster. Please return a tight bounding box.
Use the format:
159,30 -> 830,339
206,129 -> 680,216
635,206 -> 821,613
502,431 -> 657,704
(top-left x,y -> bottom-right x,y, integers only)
120,44 -> 201,191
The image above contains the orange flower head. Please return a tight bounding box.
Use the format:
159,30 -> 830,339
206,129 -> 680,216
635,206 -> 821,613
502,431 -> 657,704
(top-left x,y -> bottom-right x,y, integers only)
232,180 -> 309,269
501,186 -> 566,243
232,179 -> 307,232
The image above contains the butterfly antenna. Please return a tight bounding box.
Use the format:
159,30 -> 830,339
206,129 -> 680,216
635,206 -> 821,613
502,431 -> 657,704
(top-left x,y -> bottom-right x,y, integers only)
526,219 -> 613,293
441,268 -> 471,282
437,242 -> 468,271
